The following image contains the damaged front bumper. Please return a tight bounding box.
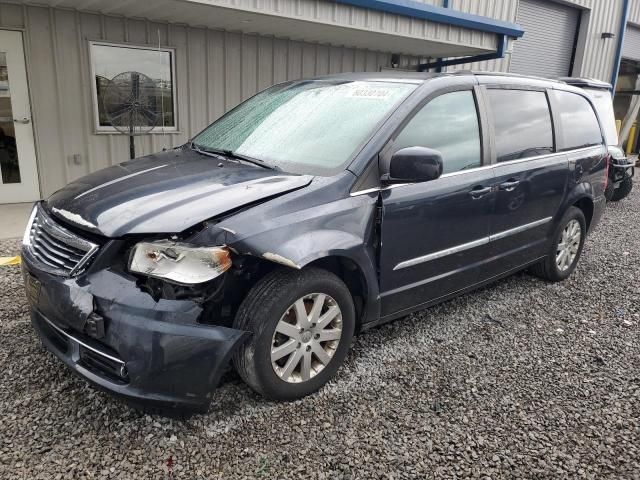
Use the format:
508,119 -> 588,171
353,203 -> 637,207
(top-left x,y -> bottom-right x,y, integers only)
21,250 -> 248,411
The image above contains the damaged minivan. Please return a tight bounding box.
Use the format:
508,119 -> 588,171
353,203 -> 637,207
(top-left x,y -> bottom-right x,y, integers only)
22,72 -> 608,411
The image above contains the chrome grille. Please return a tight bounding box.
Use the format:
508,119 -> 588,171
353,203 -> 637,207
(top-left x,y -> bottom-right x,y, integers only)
25,205 -> 99,277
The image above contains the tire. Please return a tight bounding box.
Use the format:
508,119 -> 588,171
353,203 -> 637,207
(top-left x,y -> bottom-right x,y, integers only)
611,174 -> 633,202
529,206 -> 586,282
232,267 -> 355,401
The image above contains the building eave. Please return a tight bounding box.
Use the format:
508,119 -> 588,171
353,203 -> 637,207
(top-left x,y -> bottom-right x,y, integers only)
335,0 -> 525,38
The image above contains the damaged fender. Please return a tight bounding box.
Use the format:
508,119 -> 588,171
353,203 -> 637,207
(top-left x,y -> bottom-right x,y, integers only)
190,184 -> 382,327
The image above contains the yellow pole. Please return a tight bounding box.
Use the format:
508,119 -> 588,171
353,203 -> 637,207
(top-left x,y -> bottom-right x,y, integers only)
627,122 -> 638,155
616,119 -> 622,135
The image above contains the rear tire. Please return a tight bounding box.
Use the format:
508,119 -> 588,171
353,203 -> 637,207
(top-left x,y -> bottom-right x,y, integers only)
611,174 -> 633,202
232,267 -> 355,401
530,207 -> 586,282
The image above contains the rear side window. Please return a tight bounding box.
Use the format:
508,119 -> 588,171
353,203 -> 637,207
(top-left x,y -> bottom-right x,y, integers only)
487,89 -> 554,162
393,90 -> 481,174
550,90 -> 603,150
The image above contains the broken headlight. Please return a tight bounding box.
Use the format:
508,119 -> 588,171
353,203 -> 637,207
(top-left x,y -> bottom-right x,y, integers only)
129,240 -> 231,284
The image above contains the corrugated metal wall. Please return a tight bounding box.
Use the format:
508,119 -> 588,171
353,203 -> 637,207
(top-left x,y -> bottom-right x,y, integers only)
568,0 -> 623,82
444,0 -> 519,73
0,3 -> 408,196
623,24 -> 640,61
509,0 -> 580,77
447,0 -> 626,83
628,0 -> 640,25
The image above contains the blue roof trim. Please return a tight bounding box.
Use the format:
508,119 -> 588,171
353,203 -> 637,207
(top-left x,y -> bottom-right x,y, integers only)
335,0 -> 524,38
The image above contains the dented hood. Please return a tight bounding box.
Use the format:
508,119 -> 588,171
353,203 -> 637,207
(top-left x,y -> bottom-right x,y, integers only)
46,148 -> 312,238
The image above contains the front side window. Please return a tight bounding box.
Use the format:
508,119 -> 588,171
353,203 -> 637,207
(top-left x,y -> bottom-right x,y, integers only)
392,90 -> 482,174
193,81 -> 416,176
487,89 -> 554,162
90,42 -> 176,132
550,90 -> 604,150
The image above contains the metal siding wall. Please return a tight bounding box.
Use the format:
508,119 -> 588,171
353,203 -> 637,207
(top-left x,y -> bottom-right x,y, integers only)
510,0 -> 580,77
0,4 -> 395,196
444,0 -> 518,72
623,24 -> 640,60
629,0 -> 640,24
571,0 -> 624,81
446,0 -> 625,82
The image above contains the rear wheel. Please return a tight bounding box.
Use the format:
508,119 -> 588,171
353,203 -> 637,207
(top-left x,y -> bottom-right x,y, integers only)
232,267 -> 355,400
611,173 -> 633,202
530,207 -> 586,282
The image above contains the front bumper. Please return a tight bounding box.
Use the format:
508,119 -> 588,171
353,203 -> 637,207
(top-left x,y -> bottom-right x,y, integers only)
22,250 -> 248,411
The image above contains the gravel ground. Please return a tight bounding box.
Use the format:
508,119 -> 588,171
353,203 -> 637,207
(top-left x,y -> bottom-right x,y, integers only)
1,191 -> 639,480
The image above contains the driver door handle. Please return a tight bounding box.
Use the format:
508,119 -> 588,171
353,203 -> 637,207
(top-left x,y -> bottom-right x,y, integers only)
469,186 -> 492,199
499,180 -> 520,191
13,117 -> 30,124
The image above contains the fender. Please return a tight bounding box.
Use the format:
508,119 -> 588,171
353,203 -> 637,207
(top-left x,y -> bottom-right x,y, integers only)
562,181 -> 593,212
555,181 -> 602,233
189,191 -> 382,327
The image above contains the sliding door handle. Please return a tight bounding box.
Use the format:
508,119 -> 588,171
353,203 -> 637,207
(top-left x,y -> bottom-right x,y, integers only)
499,180 -> 520,191
469,186 -> 492,199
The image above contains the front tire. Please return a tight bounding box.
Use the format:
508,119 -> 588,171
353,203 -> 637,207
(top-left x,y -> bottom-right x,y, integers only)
530,207 -> 586,282
232,267 -> 355,401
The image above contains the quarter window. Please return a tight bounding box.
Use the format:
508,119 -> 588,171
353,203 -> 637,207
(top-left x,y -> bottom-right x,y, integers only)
90,42 -> 176,132
393,90 -> 482,175
550,90 -> 603,150
487,89 -> 554,162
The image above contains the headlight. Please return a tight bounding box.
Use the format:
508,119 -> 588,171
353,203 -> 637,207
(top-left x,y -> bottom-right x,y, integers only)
129,240 -> 231,284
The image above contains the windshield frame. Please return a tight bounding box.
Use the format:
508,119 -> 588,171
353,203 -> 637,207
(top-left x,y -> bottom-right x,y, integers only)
190,79 -> 419,177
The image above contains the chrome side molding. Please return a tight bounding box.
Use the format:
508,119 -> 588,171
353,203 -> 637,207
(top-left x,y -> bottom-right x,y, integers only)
393,216 -> 553,271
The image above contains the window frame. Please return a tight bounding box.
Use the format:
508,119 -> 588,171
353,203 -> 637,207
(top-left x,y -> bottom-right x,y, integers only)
547,88 -> 606,153
381,85 -> 489,178
88,40 -> 179,135
480,85 -> 557,165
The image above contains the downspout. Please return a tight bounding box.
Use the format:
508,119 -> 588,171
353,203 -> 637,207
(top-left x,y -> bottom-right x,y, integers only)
611,0 -> 631,96
419,34 -> 507,72
435,0 -> 449,73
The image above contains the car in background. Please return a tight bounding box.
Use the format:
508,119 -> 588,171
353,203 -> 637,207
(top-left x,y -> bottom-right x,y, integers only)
560,77 -> 634,202
21,72 -> 608,411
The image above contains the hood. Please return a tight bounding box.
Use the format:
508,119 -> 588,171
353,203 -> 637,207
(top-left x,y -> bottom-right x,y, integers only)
46,148 -> 313,238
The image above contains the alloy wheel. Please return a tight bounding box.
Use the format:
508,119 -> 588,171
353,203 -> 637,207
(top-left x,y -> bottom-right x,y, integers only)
270,293 -> 343,383
556,219 -> 581,272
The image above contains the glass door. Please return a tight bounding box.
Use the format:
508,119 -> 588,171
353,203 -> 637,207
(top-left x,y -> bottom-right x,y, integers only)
0,30 -> 39,203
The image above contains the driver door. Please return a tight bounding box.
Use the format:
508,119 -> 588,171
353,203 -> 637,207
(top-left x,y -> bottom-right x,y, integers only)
379,88 -> 495,318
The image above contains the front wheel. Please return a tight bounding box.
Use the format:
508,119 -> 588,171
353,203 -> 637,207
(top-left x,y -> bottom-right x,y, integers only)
232,267 -> 355,401
530,207 -> 586,282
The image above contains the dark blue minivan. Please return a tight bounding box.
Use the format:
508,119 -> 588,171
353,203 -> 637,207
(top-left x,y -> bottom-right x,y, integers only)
21,72 -> 608,410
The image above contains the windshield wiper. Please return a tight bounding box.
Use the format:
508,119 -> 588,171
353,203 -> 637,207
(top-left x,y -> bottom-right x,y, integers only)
191,143 -> 276,170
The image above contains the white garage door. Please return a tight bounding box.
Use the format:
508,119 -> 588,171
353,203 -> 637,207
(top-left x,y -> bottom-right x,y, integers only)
510,0 -> 580,77
623,25 -> 640,61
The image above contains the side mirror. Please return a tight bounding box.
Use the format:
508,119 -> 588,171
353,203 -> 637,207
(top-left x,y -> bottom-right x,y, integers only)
382,147 -> 444,184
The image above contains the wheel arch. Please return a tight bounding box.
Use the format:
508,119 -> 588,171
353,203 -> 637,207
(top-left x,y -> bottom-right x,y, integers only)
572,196 -> 594,231
305,255 -> 372,333
562,182 -> 595,232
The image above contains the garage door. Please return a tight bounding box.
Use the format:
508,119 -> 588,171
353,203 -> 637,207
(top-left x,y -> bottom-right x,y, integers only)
623,25 -> 640,61
510,0 -> 580,77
